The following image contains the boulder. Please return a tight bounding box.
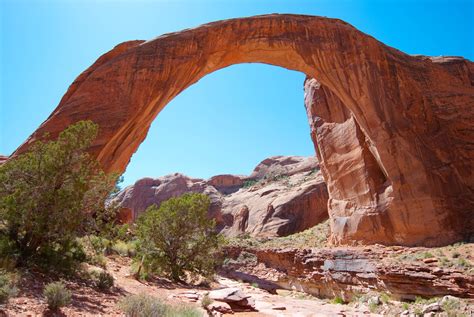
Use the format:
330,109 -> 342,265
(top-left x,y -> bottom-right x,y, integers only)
206,301 -> 233,314
208,288 -> 256,311
422,302 -> 441,314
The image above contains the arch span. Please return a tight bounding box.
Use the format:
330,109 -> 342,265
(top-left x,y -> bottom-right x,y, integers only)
13,14 -> 474,246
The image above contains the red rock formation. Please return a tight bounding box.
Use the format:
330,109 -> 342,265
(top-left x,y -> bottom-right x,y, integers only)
0,155 -> 8,165
11,15 -> 474,246
224,246 -> 474,300
208,174 -> 244,195
112,156 -> 329,237
113,173 -> 223,222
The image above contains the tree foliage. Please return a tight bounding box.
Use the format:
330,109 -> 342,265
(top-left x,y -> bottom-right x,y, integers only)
135,193 -> 221,281
0,120 -> 119,270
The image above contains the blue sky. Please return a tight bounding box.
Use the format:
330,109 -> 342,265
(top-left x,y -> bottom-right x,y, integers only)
1,0 -> 473,186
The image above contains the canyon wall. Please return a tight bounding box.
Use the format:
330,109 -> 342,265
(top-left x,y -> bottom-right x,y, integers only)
10,15 -> 474,246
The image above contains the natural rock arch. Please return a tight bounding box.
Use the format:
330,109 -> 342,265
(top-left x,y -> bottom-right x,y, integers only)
13,14 -> 474,246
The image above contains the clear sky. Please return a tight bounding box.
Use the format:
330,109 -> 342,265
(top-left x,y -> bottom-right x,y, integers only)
1,0 -> 473,186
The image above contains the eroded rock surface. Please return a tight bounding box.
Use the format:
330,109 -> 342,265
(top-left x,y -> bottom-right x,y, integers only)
11,14 -> 474,246
0,155 -> 8,165
223,245 -> 474,300
113,156 -> 329,237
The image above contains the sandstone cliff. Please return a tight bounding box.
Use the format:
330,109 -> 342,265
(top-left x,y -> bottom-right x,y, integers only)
112,156 -> 329,237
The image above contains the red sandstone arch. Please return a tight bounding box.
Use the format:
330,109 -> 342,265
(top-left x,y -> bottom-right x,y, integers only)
12,14 -> 474,246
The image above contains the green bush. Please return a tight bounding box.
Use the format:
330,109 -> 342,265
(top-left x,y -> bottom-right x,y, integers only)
201,294 -> 213,307
89,235 -> 112,255
0,121 -> 120,272
88,253 -> 107,268
243,180 -> 257,188
135,193 -> 221,281
44,281 -> 71,311
119,293 -> 168,316
92,270 -> 114,291
331,296 -> 345,304
0,271 -> 18,304
119,293 -> 201,317
112,240 -> 135,257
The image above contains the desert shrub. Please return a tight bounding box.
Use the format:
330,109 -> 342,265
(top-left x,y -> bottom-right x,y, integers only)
119,293 -> 167,316
114,224 -> 132,242
0,271 -> 18,304
119,293 -> 201,317
201,294 -> 213,307
0,121 -> 120,272
135,193 -> 221,281
91,270 -> 114,291
441,297 -> 461,317
44,281 -> 71,311
89,235 -> 112,255
167,305 -> 201,317
243,179 -> 257,188
112,240 -> 136,257
368,301 -> 378,313
331,296 -> 345,304
89,253 -> 107,268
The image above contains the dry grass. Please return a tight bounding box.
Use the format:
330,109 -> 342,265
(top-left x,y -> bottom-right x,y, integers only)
389,243 -> 473,274
226,220 -> 329,250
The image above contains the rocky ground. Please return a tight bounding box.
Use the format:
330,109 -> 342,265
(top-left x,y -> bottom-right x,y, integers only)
2,233 -> 473,316
222,227 -> 474,316
2,256 -> 387,317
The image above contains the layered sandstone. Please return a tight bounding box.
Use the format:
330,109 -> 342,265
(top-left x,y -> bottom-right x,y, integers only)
113,156 -> 329,237
11,14 -> 474,246
223,245 -> 474,300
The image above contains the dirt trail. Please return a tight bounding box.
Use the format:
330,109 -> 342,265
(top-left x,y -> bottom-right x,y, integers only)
3,256 -> 378,316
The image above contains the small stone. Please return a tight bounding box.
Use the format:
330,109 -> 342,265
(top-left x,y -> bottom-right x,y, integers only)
423,258 -> 438,264
272,305 -> 286,310
400,310 -> 410,316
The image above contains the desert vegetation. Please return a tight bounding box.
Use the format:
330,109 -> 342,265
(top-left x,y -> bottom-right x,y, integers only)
0,121 -> 225,314
0,122 -> 472,317
119,293 -> 201,317
0,120 -> 120,272
134,193 -> 222,282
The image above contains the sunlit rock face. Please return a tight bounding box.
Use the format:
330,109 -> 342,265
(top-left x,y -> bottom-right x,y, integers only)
112,156 -> 329,238
11,15 -> 474,246
304,56 -> 474,247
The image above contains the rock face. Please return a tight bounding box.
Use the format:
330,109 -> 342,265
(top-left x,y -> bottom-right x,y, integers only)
11,15 -> 474,246
224,246 -> 474,300
113,173 -> 223,225
0,155 -> 8,165
113,156 -> 329,237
